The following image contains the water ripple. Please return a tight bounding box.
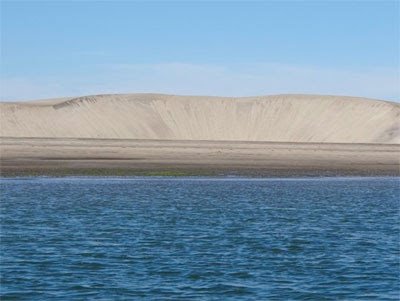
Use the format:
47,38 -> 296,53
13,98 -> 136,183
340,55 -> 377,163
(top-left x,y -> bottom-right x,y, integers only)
1,177 -> 399,300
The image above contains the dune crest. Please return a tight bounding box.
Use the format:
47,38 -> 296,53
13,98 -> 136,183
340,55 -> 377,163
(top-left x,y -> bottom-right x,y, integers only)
1,94 -> 399,143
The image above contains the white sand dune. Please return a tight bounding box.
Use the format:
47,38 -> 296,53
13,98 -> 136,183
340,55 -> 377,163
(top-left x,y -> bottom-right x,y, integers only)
1,94 -> 399,143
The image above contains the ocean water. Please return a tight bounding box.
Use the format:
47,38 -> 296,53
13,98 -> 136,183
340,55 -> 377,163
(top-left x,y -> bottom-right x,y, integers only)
0,177 -> 399,300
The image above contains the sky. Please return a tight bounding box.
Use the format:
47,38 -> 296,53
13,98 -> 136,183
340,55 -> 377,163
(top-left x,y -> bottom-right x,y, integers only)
1,0 -> 399,101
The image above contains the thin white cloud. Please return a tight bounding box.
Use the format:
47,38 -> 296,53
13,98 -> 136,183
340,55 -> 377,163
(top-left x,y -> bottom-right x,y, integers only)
1,62 -> 399,101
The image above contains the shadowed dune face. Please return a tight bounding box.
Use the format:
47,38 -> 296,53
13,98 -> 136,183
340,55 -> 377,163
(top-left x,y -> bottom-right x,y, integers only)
1,94 -> 399,143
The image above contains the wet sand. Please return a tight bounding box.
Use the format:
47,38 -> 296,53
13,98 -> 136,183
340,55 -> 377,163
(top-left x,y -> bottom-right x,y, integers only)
1,137 -> 399,177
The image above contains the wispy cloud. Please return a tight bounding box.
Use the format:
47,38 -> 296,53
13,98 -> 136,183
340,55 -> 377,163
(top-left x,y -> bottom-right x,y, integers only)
1,62 -> 399,101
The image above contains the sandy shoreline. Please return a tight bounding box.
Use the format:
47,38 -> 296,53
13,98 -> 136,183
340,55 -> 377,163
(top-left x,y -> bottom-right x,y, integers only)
1,137 -> 399,177
1,94 -> 399,176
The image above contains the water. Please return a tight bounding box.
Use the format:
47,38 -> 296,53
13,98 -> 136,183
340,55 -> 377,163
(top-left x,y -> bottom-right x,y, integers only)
1,177 -> 399,300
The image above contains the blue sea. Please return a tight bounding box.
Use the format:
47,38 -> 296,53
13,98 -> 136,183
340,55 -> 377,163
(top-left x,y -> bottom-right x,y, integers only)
1,177 -> 399,300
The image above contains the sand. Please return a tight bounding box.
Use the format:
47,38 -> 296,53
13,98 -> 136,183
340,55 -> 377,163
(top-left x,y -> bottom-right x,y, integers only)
1,137 -> 399,177
1,94 -> 399,176
1,94 -> 399,143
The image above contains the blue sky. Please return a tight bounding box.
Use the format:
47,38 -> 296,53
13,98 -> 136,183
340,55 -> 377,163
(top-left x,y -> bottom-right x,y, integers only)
1,1 -> 399,101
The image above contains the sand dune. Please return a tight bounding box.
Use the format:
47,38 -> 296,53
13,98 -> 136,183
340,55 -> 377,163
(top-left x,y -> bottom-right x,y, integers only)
1,94 -> 399,143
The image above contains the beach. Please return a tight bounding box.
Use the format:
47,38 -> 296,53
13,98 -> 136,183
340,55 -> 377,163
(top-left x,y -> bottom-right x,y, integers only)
1,137 -> 398,177
1,94 -> 399,176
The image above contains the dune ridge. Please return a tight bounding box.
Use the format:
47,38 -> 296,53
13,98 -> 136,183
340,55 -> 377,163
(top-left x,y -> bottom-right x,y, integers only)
1,94 -> 399,143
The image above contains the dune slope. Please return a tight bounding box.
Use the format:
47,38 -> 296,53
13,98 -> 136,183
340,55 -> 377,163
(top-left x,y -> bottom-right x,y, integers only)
1,94 -> 399,143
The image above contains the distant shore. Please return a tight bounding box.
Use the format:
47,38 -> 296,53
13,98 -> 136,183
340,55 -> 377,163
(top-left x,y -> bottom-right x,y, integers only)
1,137 -> 399,177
